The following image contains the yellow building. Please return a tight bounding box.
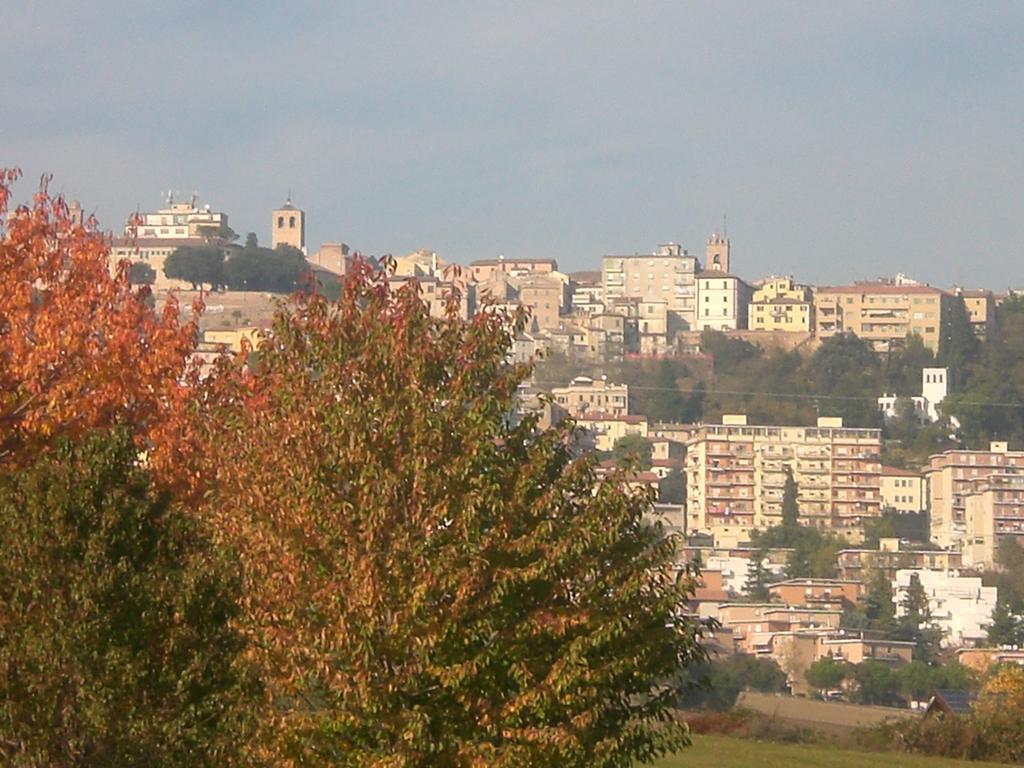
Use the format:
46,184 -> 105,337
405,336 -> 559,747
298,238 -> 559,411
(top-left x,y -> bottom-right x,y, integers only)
748,276 -> 814,332
954,288 -> 995,339
880,466 -> 925,512
963,473 -> 1024,568
686,415 -> 882,546
925,442 -> 1024,548
814,281 -> 950,352
551,375 -> 629,417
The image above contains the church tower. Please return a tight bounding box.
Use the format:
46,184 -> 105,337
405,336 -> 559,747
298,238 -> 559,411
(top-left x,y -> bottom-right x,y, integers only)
706,233 -> 730,272
272,196 -> 306,254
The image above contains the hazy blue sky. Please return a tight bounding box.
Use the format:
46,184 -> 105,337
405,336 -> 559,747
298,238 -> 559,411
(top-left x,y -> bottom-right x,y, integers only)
3,2 -> 1022,287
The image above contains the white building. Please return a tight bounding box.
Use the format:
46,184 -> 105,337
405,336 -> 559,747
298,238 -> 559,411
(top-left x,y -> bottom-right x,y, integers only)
109,194 -> 236,290
878,367 -> 949,424
894,569 -> 996,648
694,271 -> 751,331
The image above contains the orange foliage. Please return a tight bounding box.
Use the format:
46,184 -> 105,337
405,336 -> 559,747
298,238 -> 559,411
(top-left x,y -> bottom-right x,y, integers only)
0,169 -> 200,481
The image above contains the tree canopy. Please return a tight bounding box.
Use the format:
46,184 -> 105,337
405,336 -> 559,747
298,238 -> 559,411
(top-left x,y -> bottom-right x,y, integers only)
0,430 -> 254,766
164,245 -> 227,291
193,262 -> 706,766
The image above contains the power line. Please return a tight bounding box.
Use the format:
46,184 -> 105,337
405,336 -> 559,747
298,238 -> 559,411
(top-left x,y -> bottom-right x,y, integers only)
615,384 -> 1024,410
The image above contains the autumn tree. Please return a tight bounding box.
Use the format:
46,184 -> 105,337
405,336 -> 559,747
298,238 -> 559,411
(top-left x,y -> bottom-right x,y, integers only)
0,169 -> 199,480
0,430 -> 255,766
197,262 -> 705,766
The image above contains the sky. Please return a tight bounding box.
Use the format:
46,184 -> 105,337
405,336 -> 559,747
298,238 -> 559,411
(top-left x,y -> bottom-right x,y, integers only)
2,1 -> 1022,288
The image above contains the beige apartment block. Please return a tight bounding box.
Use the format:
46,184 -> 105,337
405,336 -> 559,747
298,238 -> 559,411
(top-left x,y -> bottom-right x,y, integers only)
772,632 -> 914,696
880,466 -> 925,512
814,282 -> 950,352
477,272 -> 564,331
602,243 -> 700,330
716,603 -> 841,655
551,375 -> 629,417
954,287 -> 996,339
574,413 -> 648,452
767,578 -> 864,610
695,271 -> 751,331
749,276 -> 814,332
686,415 -> 882,547
468,257 -> 557,283
925,442 -> 1024,548
963,473 -> 1024,568
836,538 -> 963,582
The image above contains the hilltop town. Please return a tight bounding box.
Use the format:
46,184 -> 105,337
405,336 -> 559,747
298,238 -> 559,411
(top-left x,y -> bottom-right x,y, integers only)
99,191 -> 1024,710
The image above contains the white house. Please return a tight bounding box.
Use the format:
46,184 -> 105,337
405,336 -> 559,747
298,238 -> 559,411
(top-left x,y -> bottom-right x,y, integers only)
893,569 -> 996,648
878,367 -> 949,424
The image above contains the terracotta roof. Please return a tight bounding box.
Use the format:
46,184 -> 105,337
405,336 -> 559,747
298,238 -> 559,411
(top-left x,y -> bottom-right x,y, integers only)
880,465 -> 920,477
470,258 -> 557,267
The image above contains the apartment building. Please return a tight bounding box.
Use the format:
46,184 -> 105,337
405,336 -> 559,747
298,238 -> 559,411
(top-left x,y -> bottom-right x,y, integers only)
748,276 -> 814,332
574,413 -> 648,452
716,603 -> 842,655
550,375 -> 629,417
925,442 -> 1024,548
602,243 -> 700,330
814,282 -> 950,352
387,274 -> 476,321
109,195 -> 237,290
772,631 -> 914,695
767,578 -> 863,610
894,570 -> 996,648
468,256 -> 557,283
963,473 -> 1024,568
880,466 -> 925,512
836,538 -> 963,582
686,415 -> 882,546
694,271 -> 752,331
953,287 -> 996,339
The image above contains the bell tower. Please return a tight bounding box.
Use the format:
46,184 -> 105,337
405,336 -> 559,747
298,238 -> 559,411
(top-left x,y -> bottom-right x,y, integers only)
706,233 -> 730,272
272,195 -> 306,254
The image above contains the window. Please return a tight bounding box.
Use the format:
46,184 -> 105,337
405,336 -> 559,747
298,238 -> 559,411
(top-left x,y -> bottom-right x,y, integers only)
289,216 -> 296,228
277,216 -> 284,227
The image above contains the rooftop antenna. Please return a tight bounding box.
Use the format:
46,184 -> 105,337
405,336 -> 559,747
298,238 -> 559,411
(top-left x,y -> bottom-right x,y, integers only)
723,212 -> 728,239
190,190 -> 198,207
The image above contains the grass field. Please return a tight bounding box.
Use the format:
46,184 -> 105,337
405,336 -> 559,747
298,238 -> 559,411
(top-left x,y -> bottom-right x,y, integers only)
651,734 -> 1004,767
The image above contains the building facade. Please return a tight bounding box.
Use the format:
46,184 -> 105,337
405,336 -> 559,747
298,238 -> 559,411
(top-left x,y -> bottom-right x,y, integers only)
814,282 -> 950,352
894,569 -> 996,648
686,415 -> 882,546
925,443 -> 1024,548
550,375 -> 629,417
963,472 -> 1024,568
602,243 -> 700,330
694,271 -> 751,331
880,466 -> 925,512
748,276 -> 814,332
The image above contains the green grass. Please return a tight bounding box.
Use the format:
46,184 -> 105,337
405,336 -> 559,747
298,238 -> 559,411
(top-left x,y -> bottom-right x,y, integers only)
651,734 -> 1004,768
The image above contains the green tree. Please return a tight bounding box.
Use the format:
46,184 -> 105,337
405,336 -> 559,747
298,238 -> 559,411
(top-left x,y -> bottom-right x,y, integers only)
658,467 -> 685,504
244,231 -> 258,249
127,260 -> 156,285
896,573 -> 943,661
987,597 -> 1023,647
939,296 -> 979,381
648,359 -> 686,422
744,555 -> 770,601
195,262 -> 706,766
851,661 -> 901,706
863,566 -> 897,633
0,430 -> 253,766
163,245 -> 226,290
781,465 -> 799,529
224,242 -> 306,293
806,657 -> 848,693
611,433 -> 654,469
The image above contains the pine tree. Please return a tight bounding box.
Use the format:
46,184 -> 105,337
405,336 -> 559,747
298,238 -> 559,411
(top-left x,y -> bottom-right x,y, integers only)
781,465 -> 799,529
